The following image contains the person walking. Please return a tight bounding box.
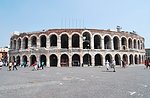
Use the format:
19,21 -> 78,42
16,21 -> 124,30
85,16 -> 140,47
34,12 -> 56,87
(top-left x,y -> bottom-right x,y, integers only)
105,60 -> 109,71
112,60 -> 116,72
13,61 -> 18,70
8,61 -> 12,71
0,60 -> 3,70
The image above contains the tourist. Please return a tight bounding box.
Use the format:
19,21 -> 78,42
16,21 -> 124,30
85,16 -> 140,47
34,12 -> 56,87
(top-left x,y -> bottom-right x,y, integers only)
112,60 -> 116,72
105,60 -> 109,71
8,61 -> 12,71
13,61 -> 18,70
0,60 -> 3,69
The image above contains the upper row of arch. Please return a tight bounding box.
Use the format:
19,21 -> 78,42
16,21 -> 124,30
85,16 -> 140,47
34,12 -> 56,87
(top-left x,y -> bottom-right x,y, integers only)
12,30 -> 144,41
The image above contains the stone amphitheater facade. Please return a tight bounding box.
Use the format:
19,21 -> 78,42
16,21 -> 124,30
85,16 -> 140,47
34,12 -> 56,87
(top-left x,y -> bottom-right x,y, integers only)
9,28 -> 145,67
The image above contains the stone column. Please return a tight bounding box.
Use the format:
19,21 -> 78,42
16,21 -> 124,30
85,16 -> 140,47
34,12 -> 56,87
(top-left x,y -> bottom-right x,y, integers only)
37,38 -> 40,48
69,36 -> 72,49
57,55 -> 61,67
46,54 -> 50,67
69,55 -> 72,67
91,36 -> 94,49
92,55 -> 95,67
101,39 -> 104,50
111,39 -> 114,50
119,40 -> 122,50
46,37 -> 50,48
80,54 -> 83,67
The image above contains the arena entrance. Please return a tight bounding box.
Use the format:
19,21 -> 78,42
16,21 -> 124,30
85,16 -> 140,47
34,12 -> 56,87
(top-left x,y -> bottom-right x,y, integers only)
105,54 -> 112,63
30,55 -> 36,66
135,55 -> 138,64
95,54 -> 103,66
16,56 -> 20,65
61,54 -> 69,67
22,55 -> 28,67
123,54 -> 128,65
83,54 -> 91,66
115,54 -> 121,65
50,54 -> 58,67
129,54 -> 133,65
40,55 -> 46,66
72,54 -> 80,67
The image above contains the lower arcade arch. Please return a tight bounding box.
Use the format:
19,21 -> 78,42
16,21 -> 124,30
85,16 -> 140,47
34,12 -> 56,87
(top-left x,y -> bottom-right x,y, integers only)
115,54 -> 121,65
22,55 -> 28,66
72,54 -> 80,67
122,54 -> 128,65
16,56 -> 20,65
61,54 -> 69,67
95,54 -> 103,66
83,54 -> 91,66
50,54 -> 58,67
135,55 -> 138,64
105,54 -> 112,63
40,55 -> 47,66
139,55 -> 141,64
129,54 -> 133,65
30,55 -> 37,66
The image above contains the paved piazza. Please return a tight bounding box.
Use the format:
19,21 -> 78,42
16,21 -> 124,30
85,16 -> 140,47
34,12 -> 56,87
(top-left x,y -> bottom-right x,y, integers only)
0,65 -> 149,98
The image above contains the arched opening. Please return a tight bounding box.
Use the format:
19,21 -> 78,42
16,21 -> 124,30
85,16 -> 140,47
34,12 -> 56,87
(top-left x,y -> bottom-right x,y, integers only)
104,35 -> 111,49
61,34 -> 69,49
122,54 -> 128,65
17,38 -> 21,50
13,40 -> 16,50
113,36 -> 119,50
61,54 -> 69,67
31,36 -> 37,47
121,37 -> 127,50
134,55 -> 138,64
138,40 -> 140,49
94,35 -> 101,49
13,56 -> 15,62
30,55 -> 36,66
40,35 -> 46,48
83,54 -> 91,66
83,32 -> 91,49
115,54 -> 121,65
134,39 -> 137,49
95,54 -> 103,66
50,34 -> 57,47
72,54 -> 80,67
105,54 -> 112,63
10,41 -> 13,49
50,54 -> 58,67
129,54 -> 133,65
22,55 -> 28,66
16,56 -> 20,65
40,55 -> 47,67
23,37 -> 28,49
128,38 -> 132,49
72,34 -> 79,48
139,55 -> 141,64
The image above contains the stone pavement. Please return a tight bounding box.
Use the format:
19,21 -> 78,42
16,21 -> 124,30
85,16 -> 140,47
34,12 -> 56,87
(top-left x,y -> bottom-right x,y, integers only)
0,65 -> 149,98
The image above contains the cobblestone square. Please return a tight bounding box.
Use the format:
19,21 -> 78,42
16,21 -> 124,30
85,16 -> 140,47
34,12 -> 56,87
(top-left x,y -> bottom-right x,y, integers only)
0,65 -> 149,98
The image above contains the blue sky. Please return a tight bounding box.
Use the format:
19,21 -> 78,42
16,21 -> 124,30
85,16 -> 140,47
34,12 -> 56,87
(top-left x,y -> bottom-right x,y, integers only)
0,0 -> 150,48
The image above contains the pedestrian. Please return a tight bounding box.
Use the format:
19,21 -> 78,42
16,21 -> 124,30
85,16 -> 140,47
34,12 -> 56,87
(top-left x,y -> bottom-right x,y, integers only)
13,61 -> 18,70
112,60 -> 116,72
0,60 -> 3,70
122,60 -> 125,68
32,61 -> 38,71
8,61 -> 12,71
41,61 -> 44,69
105,60 -> 109,71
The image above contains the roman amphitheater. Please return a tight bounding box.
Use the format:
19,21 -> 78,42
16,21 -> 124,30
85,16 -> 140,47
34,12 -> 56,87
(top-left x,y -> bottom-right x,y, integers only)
9,28 -> 145,67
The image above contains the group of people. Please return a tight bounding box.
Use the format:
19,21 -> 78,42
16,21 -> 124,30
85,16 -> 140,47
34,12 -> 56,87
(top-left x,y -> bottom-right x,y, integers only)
31,61 -> 45,71
105,60 -> 116,72
145,59 -> 150,69
8,61 -> 18,71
